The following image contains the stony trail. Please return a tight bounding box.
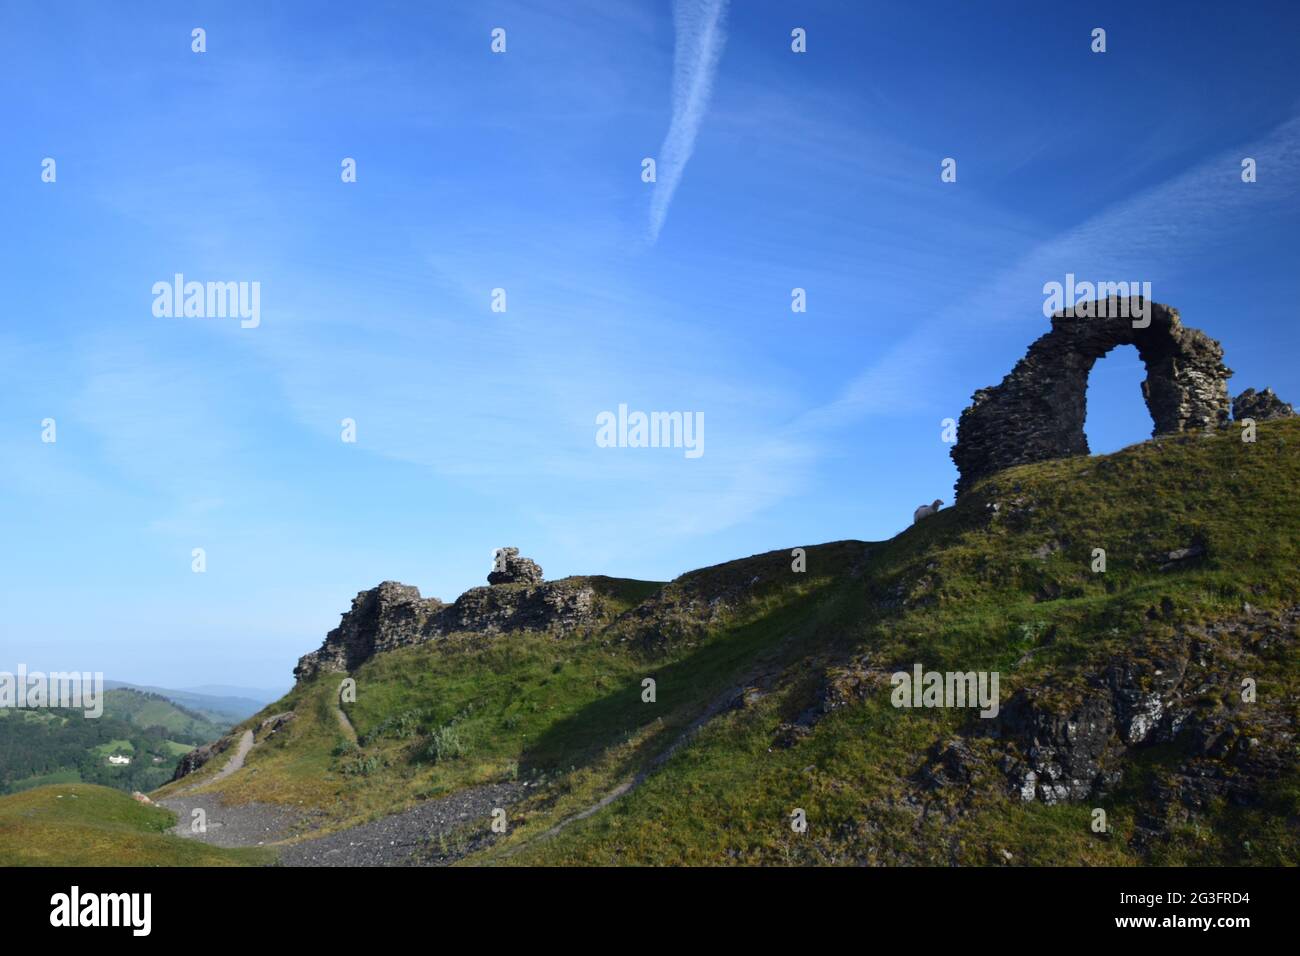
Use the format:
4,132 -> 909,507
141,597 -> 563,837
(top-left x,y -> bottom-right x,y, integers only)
159,730 -> 307,848
277,782 -> 528,867
208,730 -> 254,785
335,704 -> 358,744
167,729 -> 254,797
160,722 -> 526,864
159,793 -> 303,848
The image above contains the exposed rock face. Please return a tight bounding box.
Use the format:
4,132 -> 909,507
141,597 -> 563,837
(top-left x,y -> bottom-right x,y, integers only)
920,605 -> 1299,838
171,733 -> 236,781
293,569 -> 604,683
441,580 -> 597,634
293,581 -> 444,681
488,547 -> 544,586
257,711 -> 297,740
951,301 -> 1232,495
1233,387 -> 1295,422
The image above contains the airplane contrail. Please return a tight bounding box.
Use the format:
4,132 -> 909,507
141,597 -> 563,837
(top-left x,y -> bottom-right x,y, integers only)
648,0 -> 730,242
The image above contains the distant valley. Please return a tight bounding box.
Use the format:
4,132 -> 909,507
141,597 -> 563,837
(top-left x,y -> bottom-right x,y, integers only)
0,688 -> 229,796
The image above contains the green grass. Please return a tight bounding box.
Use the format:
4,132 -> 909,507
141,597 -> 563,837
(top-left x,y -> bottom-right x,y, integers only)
0,784 -> 272,866
488,419 -> 1300,865
6,769 -> 82,793
162,559 -> 852,840
93,739 -> 135,756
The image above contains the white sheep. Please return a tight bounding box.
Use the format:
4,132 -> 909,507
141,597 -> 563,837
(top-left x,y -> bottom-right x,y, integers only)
913,499 -> 943,524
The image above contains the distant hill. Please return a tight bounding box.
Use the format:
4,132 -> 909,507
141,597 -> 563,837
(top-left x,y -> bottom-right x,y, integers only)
102,688 -> 228,740
0,688 -> 226,796
181,684 -> 284,705
105,681 -> 282,723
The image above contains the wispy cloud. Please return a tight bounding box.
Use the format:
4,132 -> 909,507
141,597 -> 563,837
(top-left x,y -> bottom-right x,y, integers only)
805,113 -> 1300,433
648,0 -> 730,242
661,113 -> 1300,534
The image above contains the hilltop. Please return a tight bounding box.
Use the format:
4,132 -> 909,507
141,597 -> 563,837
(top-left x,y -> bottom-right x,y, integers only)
117,415 -> 1300,866
100,688 -> 229,741
105,681 -> 278,723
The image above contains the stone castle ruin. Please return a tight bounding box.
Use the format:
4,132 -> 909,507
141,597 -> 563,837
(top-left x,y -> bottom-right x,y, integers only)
292,548 -> 608,682
950,299 -> 1291,495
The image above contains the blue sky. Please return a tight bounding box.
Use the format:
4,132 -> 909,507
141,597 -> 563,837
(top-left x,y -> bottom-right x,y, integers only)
2,1 -> 1298,691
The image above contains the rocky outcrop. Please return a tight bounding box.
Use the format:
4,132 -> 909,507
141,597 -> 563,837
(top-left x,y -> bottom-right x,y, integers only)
1233,387 -> 1295,422
951,301 -> 1232,495
170,733 -> 236,781
257,711 -> 297,740
293,581 -> 443,680
488,547 -> 544,586
293,551 -> 605,682
920,605 -> 1299,841
440,579 -> 599,634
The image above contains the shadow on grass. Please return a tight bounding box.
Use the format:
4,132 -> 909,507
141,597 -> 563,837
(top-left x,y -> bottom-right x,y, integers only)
518,578 -> 859,776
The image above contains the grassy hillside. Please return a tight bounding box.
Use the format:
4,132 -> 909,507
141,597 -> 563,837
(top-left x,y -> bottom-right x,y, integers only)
103,688 -> 228,741
107,681 -> 274,723
0,784 -> 270,866
153,417 -> 1300,865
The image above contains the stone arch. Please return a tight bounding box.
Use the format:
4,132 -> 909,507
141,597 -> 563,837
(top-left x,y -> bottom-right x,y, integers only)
950,300 -> 1232,495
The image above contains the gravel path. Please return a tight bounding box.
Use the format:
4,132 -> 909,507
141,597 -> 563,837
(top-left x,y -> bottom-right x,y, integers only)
159,792 -> 303,848
278,781 -> 527,867
168,729 -> 255,798
159,730 -> 307,847
207,730 -> 255,785
335,705 -> 358,744
160,718 -> 528,865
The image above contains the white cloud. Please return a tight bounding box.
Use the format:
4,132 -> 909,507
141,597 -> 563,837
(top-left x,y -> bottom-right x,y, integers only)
648,0 -> 730,242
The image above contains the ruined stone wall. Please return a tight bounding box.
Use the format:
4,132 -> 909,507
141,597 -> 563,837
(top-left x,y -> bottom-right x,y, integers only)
292,550 -> 606,681
293,581 -> 442,680
1233,387 -> 1295,422
950,301 -> 1233,495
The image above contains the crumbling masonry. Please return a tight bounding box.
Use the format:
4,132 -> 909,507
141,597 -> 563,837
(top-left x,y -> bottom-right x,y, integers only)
950,301 -> 1235,496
